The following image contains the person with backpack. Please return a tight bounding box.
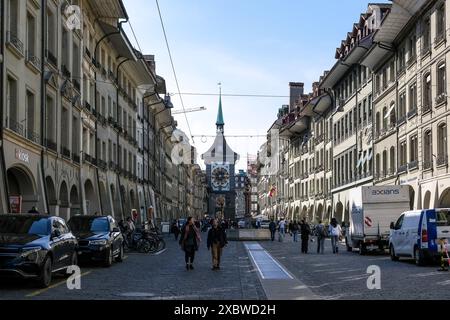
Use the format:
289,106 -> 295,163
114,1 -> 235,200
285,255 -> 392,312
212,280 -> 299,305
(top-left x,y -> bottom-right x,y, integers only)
300,220 -> 311,253
315,220 -> 327,254
291,220 -> 300,242
329,218 -> 342,254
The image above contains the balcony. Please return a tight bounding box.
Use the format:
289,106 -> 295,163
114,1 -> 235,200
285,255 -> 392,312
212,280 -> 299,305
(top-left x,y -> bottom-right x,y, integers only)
422,103 -> 432,114
421,44 -> 431,56
301,173 -> 308,179
408,160 -> 418,170
27,131 -> 40,144
85,47 -> 91,59
109,161 -> 116,171
62,65 -> 71,79
407,107 -> 417,119
315,134 -> 324,145
73,79 -> 81,92
8,119 -> 24,136
315,165 -> 324,173
398,164 -> 407,174
6,31 -> 24,57
397,115 -> 406,126
26,52 -> 41,71
437,154 -> 448,167
84,101 -> 91,112
98,159 -> 107,171
61,147 -> 71,159
406,54 -> 417,68
72,153 -> 80,163
46,50 -> 58,68
45,139 -> 57,152
434,31 -> 446,47
423,160 -> 433,170
435,93 -> 447,106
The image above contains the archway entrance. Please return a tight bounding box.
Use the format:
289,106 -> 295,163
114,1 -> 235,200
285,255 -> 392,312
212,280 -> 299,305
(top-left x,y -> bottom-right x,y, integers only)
294,206 -> 300,221
84,180 -> 99,215
335,202 -> 343,222
438,188 -> 450,208
423,191 -> 431,209
6,166 -> 37,213
59,181 -> 69,220
316,203 -> 324,222
70,186 -> 80,217
326,206 -> 332,224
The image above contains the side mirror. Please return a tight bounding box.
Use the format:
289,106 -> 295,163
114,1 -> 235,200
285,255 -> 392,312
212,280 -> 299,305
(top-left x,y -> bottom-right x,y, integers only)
52,229 -> 61,239
390,222 -> 395,230
112,227 -> 120,233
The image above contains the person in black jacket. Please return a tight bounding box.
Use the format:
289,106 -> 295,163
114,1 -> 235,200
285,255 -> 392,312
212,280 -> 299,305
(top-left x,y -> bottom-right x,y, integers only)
179,217 -> 201,270
269,219 -> 277,241
207,219 -> 228,270
300,220 -> 311,254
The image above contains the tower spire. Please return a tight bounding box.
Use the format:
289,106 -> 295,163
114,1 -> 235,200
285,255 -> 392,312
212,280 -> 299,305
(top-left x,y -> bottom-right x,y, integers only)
216,84 -> 224,133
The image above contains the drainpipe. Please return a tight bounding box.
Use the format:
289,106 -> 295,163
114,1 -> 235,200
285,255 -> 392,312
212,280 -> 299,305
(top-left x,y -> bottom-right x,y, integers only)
40,0 -> 50,215
93,20 -> 128,215
0,0 -> 11,213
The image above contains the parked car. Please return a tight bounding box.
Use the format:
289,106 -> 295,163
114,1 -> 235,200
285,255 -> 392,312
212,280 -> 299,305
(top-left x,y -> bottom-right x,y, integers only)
68,215 -> 124,267
260,220 -> 271,229
0,214 -> 78,288
389,208 -> 450,266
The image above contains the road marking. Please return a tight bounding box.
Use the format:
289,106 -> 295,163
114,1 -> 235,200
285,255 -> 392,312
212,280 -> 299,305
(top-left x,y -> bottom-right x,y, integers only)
26,270 -> 92,298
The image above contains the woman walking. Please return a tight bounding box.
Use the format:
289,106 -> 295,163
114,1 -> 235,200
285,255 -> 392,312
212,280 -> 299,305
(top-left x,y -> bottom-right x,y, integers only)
207,219 -> 228,270
179,217 -> 201,270
329,218 -> 342,254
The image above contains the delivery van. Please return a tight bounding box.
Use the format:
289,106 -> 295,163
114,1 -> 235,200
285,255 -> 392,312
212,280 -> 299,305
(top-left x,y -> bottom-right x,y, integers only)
389,208 -> 450,266
346,185 -> 411,255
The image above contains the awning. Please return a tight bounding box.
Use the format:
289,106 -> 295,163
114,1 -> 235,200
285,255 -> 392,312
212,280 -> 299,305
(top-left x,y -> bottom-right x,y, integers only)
98,21 -> 136,61
312,93 -> 333,115
89,0 -> 128,19
279,116 -> 309,138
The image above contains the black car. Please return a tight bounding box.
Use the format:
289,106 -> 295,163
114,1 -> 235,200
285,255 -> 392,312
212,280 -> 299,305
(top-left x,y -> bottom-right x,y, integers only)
0,214 -> 78,288
68,215 -> 124,267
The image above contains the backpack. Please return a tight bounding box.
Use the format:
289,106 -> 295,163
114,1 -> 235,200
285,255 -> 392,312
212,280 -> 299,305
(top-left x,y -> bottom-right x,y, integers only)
317,224 -> 328,237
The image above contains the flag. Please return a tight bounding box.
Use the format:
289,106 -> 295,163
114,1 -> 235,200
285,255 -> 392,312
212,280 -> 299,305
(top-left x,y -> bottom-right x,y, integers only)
268,185 -> 277,198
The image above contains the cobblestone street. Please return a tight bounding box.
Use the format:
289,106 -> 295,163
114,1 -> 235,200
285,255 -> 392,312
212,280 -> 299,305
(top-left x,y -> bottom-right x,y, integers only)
2,233 -> 450,300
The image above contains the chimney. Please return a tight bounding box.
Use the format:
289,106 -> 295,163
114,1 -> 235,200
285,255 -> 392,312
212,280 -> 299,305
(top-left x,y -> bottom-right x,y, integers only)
289,82 -> 304,112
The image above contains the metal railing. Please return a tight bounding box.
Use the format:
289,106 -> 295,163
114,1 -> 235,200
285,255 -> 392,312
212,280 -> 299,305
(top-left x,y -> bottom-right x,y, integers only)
46,50 -> 58,67
437,154 -> 448,166
8,119 -> 24,136
6,31 -> 24,55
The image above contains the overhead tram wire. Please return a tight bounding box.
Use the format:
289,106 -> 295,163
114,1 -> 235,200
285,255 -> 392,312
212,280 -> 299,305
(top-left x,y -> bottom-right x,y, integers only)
171,92 -> 290,98
155,0 -> 194,145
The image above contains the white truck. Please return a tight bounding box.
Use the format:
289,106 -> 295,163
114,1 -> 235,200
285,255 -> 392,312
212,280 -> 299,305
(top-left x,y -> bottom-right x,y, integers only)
346,185 -> 410,255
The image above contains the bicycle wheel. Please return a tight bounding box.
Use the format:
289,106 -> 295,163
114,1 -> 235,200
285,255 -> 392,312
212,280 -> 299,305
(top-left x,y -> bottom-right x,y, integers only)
157,238 -> 166,251
137,239 -> 151,253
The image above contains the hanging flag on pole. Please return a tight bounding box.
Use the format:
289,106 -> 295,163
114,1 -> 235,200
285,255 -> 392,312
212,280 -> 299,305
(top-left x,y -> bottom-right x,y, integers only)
268,185 -> 277,198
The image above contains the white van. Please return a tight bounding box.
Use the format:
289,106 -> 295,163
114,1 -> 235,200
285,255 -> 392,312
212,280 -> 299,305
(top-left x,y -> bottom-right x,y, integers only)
389,208 -> 450,266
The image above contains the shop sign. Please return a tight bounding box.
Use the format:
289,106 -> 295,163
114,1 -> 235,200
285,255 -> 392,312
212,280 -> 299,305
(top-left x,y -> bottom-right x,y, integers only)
9,196 -> 22,213
15,149 -> 30,163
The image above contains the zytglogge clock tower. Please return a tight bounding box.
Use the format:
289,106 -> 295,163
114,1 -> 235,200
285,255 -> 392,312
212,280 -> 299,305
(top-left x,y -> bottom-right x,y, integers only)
201,92 -> 239,220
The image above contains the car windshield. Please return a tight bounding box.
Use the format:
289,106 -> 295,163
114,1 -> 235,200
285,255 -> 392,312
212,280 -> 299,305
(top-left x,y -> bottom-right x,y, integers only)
436,210 -> 450,226
0,216 -> 50,236
69,217 -> 109,233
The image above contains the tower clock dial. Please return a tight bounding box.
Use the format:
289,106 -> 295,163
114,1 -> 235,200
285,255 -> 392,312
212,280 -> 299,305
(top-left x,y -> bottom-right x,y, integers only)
211,164 -> 230,190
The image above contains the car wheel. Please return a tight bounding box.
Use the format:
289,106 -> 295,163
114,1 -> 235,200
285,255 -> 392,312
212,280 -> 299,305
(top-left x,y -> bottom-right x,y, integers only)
414,247 -> 426,266
115,244 -> 124,262
103,248 -> 113,267
37,256 -> 53,288
390,245 -> 399,261
359,242 -> 367,255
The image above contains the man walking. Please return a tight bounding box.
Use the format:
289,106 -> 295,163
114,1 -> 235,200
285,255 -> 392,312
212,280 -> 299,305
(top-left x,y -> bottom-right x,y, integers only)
278,218 -> 286,242
315,220 -> 327,254
207,219 -> 228,270
291,220 -> 300,242
269,219 -> 276,241
300,220 -> 311,253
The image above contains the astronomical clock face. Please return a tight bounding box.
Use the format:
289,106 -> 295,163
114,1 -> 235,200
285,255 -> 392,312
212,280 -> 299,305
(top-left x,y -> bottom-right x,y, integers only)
211,163 -> 230,191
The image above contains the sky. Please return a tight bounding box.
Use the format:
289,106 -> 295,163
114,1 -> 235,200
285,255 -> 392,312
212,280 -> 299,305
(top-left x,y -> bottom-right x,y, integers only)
122,0 -> 389,170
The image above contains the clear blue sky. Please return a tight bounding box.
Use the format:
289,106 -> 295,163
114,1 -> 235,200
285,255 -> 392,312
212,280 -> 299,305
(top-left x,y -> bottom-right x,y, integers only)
122,0 -> 389,170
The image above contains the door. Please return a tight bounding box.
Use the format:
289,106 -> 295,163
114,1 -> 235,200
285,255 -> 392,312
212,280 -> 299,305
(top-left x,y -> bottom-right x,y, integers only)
403,213 -> 420,258
50,219 -> 66,269
391,214 -> 405,254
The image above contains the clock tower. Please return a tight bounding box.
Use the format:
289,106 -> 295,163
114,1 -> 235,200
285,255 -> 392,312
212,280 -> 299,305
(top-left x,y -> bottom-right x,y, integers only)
202,93 -> 239,220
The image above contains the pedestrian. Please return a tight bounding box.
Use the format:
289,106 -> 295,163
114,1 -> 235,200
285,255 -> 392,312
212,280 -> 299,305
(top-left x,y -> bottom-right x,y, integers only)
288,221 -> 294,237
269,219 -> 276,241
126,216 -> 135,232
179,216 -> 201,270
171,220 -> 180,241
300,220 -> 311,253
329,218 -> 342,254
28,206 -> 39,214
278,218 -> 286,242
207,219 -> 228,270
291,220 -> 299,242
315,220 -> 327,254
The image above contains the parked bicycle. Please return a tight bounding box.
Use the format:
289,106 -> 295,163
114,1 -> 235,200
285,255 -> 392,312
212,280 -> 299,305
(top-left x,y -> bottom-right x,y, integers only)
123,227 -> 165,254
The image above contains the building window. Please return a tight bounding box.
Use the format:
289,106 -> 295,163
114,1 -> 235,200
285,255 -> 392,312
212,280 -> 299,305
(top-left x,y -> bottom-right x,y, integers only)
8,0 -> 19,37
423,130 -> 432,169
389,147 -> 395,174
423,73 -> 432,109
376,112 -> 381,136
73,40 -> 81,83
62,27 -> 70,74
422,17 -> 431,52
389,60 -> 395,82
46,95 -> 56,143
382,150 -> 387,177
400,141 -> 407,167
437,62 -> 446,98
6,76 -> 18,132
436,4 -> 446,42
26,12 -> 36,60
72,116 -> 79,157
408,83 -> 417,115
26,90 -> 35,141
46,7 -> 57,60
409,135 -> 418,167
437,123 -> 448,165
375,154 -> 380,177
398,91 -> 406,121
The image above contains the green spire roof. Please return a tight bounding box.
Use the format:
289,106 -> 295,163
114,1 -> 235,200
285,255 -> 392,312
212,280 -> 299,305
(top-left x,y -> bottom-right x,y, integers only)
216,93 -> 224,127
